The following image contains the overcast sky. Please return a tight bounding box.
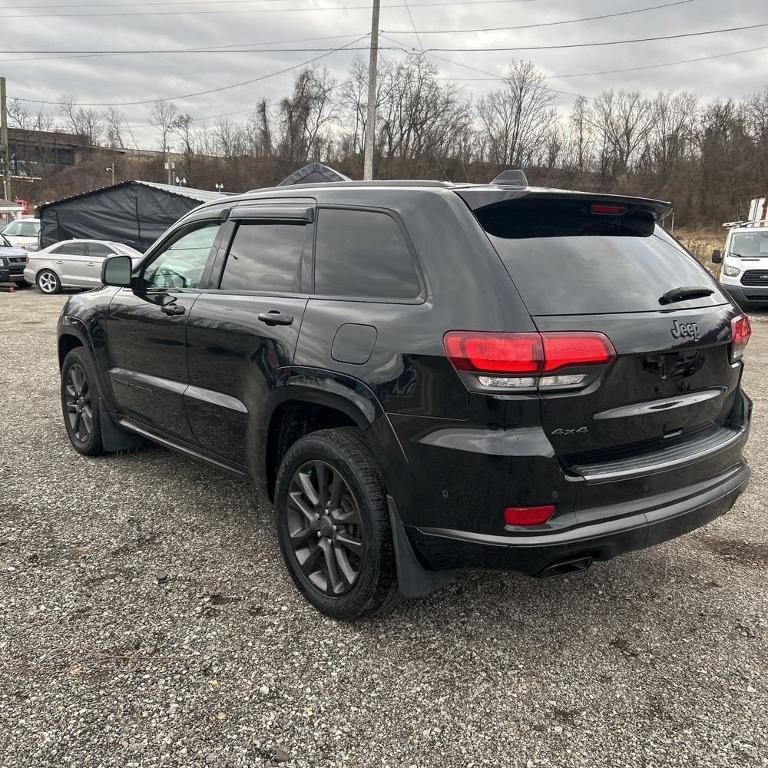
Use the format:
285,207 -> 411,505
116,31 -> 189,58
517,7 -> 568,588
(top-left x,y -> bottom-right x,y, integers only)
1,0 -> 766,147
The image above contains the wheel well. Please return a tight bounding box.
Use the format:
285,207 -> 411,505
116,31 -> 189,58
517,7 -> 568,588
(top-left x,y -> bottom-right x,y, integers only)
36,266 -> 56,281
58,334 -> 83,368
266,401 -> 358,501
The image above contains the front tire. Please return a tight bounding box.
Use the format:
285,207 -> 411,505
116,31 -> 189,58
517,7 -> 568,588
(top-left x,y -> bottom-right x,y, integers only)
37,269 -> 61,294
61,348 -> 105,456
274,428 -> 397,620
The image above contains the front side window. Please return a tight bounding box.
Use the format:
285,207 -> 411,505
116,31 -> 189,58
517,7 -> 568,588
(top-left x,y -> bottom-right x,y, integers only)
314,208 -> 421,300
53,242 -> 86,255
143,222 -> 222,290
219,222 -> 306,293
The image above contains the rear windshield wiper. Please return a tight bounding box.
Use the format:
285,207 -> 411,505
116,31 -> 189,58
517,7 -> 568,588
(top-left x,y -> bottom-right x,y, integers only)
659,286 -> 714,305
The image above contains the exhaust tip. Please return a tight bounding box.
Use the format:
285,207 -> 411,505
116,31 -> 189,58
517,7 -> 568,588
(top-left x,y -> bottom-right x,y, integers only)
537,556 -> 593,578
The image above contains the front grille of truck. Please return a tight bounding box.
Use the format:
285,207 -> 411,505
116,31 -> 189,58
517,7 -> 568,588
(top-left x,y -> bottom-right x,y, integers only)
740,270 -> 768,286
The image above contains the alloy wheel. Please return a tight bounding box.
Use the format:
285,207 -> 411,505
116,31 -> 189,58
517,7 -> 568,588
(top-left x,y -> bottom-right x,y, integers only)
286,461 -> 364,596
38,272 -> 57,294
64,363 -> 93,442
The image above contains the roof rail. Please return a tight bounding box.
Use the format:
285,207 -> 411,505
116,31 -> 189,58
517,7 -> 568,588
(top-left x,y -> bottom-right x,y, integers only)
723,219 -> 768,228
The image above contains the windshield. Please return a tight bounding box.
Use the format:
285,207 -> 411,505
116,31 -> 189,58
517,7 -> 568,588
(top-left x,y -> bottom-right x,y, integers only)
114,243 -> 142,257
729,231 -> 768,257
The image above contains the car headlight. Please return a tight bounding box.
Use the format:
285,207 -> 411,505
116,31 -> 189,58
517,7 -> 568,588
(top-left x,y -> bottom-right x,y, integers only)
723,265 -> 741,277
0,257 -> 7,266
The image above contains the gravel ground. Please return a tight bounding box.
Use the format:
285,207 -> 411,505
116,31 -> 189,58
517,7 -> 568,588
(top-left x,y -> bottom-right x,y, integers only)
1,288 -> 767,768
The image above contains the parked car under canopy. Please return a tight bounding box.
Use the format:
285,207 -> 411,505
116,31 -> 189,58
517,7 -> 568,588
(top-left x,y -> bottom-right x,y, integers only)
37,180 -> 227,252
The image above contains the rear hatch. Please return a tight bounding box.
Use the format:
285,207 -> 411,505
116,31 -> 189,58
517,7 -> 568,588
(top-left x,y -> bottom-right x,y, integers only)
459,192 -> 746,476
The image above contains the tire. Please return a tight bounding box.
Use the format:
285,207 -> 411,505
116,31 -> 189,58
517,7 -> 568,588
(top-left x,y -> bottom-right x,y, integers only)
14,281 -> 29,289
274,428 -> 398,620
61,348 -> 105,456
37,269 -> 61,294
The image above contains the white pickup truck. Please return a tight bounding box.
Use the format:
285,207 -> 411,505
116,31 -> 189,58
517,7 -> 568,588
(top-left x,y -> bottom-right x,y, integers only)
713,197 -> 768,308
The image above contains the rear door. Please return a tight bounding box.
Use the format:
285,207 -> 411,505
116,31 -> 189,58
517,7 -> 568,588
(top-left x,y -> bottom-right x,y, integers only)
472,197 -> 741,468
185,203 -> 313,465
84,242 -> 117,286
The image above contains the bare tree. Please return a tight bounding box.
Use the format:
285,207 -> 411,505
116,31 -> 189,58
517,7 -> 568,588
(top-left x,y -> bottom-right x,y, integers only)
151,100 -> 178,157
588,90 -> 654,177
59,95 -> 103,144
277,68 -> 337,164
103,107 -> 127,149
476,60 -> 557,168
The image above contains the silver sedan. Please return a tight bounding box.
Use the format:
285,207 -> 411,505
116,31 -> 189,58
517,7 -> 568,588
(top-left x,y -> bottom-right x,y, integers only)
24,239 -> 143,294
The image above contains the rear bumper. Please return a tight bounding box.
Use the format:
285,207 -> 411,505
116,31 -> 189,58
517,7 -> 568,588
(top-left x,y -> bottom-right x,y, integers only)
407,460 -> 749,575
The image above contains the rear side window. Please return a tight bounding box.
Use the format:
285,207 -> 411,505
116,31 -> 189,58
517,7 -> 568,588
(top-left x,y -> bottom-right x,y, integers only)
314,208 -> 421,300
476,199 -> 726,315
88,243 -> 114,258
220,222 -> 306,293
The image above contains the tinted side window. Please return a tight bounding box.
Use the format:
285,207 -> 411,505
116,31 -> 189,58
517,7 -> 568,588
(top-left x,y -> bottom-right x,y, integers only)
219,222 -> 306,293
143,222 -> 222,289
314,208 -> 421,300
54,242 -> 86,255
88,243 -> 114,258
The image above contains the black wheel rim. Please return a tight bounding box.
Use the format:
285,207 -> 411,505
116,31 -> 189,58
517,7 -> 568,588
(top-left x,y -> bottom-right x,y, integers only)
64,363 -> 93,442
286,461 -> 364,596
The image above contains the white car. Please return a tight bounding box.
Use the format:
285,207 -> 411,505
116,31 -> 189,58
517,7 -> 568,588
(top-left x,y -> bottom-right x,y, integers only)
24,239 -> 143,294
1,218 -> 41,251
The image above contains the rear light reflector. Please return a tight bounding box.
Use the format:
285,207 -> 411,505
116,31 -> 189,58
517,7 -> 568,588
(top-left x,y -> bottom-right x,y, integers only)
504,505 -> 556,526
731,314 -> 751,362
444,331 -> 615,389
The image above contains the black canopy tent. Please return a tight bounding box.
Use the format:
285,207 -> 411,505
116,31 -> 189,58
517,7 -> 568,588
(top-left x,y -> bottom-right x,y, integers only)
37,181 -> 226,252
278,163 -> 351,186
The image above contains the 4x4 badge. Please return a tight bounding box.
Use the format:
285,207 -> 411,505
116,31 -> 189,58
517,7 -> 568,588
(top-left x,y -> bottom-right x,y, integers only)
670,319 -> 700,342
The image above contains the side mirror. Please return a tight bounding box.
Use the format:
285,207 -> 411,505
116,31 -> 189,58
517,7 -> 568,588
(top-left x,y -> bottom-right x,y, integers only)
711,249 -> 723,264
102,254 -> 133,287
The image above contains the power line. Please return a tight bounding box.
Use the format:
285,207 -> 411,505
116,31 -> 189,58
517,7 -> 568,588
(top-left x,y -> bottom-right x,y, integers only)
384,0 -> 697,35
0,0 -> 543,18
6,20 -> 768,55
11,35 -> 369,108
0,32 -> 365,65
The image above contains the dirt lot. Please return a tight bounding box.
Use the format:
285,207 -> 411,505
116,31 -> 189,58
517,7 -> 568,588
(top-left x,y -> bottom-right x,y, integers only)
1,289 -> 767,768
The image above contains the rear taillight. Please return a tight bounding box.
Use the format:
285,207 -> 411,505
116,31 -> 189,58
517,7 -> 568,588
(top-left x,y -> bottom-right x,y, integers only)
590,203 -> 627,216
443,331 -> 615,391
731,314 -> 751,362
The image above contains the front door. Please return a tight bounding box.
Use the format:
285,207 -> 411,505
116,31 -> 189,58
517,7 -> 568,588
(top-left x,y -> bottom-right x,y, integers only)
84,242 -> 117,287
185,210 -> 313,466
106,220 -> 226,442
51,241 -> 90,286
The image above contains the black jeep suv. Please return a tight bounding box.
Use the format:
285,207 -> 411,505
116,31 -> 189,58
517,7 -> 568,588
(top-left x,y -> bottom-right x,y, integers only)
57,177 -> 752,619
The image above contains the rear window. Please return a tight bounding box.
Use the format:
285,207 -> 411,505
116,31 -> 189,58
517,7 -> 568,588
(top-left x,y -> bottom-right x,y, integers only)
476,200 -> 726,315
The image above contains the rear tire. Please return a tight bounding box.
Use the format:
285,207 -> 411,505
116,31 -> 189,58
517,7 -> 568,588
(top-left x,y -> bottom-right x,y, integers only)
38,269 -> 61,294
61,348 -> 105,456
274,428 -> 398,620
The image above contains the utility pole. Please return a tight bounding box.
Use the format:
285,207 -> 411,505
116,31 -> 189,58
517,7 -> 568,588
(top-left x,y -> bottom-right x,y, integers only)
106,161 -> 115,185
363,0 -> 380,181
0,77 -> 11,202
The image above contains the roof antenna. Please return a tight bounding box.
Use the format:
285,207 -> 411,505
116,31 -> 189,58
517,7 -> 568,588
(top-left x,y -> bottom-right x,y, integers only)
491,169 -> 528,187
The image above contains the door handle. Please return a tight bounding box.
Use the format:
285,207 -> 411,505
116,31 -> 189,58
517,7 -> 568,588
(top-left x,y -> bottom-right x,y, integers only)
55,260 -> 63,264
161,303 -> 186,316
86,262 -> 95,266
258,311 -> 294,326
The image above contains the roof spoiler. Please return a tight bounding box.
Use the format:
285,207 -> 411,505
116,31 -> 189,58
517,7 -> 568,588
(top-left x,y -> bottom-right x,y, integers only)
491,169 -> 528,187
